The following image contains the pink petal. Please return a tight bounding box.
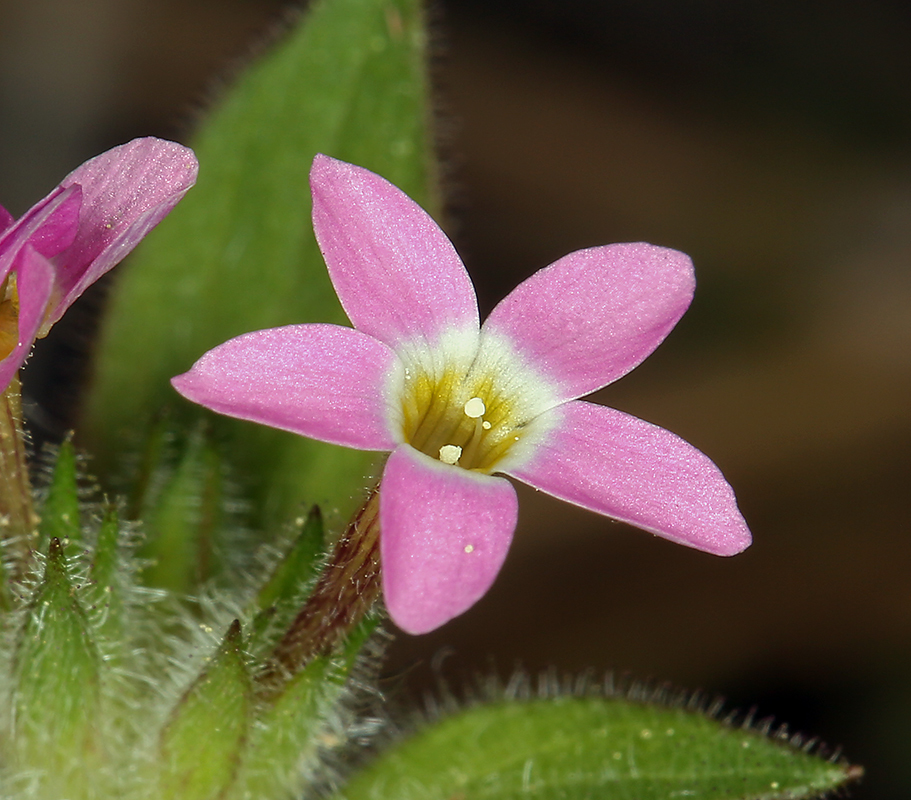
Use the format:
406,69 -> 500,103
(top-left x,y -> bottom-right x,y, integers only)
171,324 -> 399,451
381,445 -> 518,634
482,243 -> 694,404
50,137 -> 198,321
0,205 -> 13,234
506,400 -> 751,556
310,155 -> 479,349
0,246 -> 55,389
0,186 -> 82,279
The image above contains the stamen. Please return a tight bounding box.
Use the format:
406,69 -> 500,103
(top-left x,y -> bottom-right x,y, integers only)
439,444 -> 462,465
464,397 -> 486,418
464,544 -> 474,553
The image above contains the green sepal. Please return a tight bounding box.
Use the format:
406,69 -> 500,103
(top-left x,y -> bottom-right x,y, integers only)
340,609 -> 381,670
83,0 -> 434,528
137,428 -> 225,592
229,656 -> 346,800
255,506 -> 325,613
248,506 -> 327,656
12,537 -> 103,784
232,607 -> 382,798
87,503 -> 126,645
335,695 -> 860,800
158,619 -> 252,800
37,438 -> 81,553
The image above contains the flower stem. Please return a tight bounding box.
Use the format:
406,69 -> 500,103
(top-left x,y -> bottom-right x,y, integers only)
256,488 -> 381,694
0,377 -> 37,599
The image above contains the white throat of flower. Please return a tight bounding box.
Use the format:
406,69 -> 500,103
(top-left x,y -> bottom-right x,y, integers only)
393,329 -> 558,474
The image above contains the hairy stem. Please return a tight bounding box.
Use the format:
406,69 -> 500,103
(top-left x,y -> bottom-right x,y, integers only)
257,488 -> 381,693
0,377 -> 37,597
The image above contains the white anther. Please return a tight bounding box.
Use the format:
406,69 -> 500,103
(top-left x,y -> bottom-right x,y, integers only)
464,544 -> 474,553
482,420 -> 492,430
439,444 -> 462,465
464,397 -> 486,418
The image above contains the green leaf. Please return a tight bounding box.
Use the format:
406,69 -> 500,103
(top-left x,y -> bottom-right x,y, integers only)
38,438 -> 81,553
13,537 -> 103,787
158,620 -> 252,800
83,0 -> 434,528
335,696 -> 860,800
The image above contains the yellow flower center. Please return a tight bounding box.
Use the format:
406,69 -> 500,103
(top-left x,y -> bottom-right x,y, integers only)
0,275 -> 20,361
400,364 -> 528,473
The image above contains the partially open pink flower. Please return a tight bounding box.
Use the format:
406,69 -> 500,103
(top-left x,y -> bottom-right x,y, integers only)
0,137 -> 198,390
173,155 -> 751,634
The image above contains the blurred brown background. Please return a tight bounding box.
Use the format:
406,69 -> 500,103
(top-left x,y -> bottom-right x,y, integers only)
2,1 -> 909,797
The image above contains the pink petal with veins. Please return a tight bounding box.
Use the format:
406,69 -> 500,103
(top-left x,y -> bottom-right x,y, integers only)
482,243 -> 694,404
51,137 -> 198,320
381,445 -> 518,634
0,247 -> 55,388
172,323 -> 399,451
0,186 -> 82,280
507,400 -> 751,556
310,155 -> 479,349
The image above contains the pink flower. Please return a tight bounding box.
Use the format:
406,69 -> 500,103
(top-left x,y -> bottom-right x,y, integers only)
0,137 -> 198,390
172,155 -> 751,635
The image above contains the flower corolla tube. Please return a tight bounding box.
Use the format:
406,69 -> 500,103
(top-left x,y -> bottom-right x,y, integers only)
172,155 -> 751,635
0,137 -> 198,390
